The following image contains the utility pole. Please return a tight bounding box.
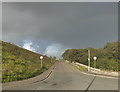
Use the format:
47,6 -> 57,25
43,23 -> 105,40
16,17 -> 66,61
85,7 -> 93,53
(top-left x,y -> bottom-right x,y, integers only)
88,50 -> 91,71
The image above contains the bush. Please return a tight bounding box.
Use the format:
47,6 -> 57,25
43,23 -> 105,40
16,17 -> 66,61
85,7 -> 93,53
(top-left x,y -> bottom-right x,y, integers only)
2,41 -> 55,83
62,42 -> 119,71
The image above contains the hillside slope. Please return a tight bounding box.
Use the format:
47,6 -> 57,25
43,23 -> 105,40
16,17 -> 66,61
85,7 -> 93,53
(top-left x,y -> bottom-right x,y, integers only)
1,41 -> 55,83
62,42 -> 119,71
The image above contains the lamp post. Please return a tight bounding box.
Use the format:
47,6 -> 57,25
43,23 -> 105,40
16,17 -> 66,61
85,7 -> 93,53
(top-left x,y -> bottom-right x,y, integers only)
88,50 -> 91,72
93,56 -> 97,71
40,56 -> 43,68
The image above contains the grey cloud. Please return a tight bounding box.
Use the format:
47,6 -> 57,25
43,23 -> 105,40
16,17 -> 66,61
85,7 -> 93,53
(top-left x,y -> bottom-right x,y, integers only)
2,2 -> 118,57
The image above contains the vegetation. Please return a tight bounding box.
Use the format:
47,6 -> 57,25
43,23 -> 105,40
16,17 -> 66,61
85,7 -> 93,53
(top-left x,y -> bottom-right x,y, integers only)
62,42 -> 119,71
72,64 -> 87,71
1,41 -> 55,83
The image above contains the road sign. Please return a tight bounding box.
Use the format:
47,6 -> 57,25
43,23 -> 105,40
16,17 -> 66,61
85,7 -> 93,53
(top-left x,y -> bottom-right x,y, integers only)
40,56 -> 43,60
93,56 -> 97,61
93,56 -> 97,70
40,56 -> 43,68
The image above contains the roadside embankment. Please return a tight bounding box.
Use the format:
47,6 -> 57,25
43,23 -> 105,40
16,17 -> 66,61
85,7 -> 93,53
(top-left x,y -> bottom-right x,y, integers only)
65,60 -> 118,78
2,41 -> 56,83
2,63 -> 56,89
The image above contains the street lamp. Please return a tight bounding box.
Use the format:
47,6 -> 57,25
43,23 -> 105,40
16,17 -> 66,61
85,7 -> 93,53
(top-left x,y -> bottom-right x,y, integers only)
93,56 -> 97,71
40,56 -> 44,68
88,50 -> 91,72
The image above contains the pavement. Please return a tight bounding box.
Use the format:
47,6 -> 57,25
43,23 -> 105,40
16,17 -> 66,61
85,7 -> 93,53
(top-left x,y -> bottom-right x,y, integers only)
2,61 -> 118,90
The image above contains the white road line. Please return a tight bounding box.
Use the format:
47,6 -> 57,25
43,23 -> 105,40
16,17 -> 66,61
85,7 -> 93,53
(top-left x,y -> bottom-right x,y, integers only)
79,70 -> 118,79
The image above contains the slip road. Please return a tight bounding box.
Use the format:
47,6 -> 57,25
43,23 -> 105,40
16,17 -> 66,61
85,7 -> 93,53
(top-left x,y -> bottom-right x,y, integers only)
3,61 -> 118,90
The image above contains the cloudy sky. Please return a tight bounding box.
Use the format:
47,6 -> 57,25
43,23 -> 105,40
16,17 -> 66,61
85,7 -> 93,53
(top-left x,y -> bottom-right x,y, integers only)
2,2 -> 118,58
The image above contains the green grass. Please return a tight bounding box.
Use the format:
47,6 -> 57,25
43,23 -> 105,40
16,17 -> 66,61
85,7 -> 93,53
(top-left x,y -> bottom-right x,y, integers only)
1,41 -> 55,83
62,41 -> 119,71
71,63 -> 87,71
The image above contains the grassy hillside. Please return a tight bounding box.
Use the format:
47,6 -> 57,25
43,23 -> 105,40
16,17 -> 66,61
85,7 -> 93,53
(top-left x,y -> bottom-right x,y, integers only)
1,41 -> 55,83
62,42 -> 119,71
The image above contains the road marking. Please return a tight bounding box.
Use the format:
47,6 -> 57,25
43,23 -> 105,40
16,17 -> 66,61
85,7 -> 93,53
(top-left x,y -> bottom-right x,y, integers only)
85,75 -> 96,92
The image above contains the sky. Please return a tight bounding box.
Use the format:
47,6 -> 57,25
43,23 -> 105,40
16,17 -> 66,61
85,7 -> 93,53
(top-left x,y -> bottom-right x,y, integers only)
2,2 -> 118,58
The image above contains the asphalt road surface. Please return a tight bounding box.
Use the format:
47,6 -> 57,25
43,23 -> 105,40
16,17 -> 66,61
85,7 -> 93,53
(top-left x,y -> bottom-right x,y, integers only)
3,61 -> 118,90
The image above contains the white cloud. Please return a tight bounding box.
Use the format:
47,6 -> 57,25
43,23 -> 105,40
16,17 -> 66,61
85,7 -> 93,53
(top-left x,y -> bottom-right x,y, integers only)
45,43 -> 67,58
23,41 -> 36,52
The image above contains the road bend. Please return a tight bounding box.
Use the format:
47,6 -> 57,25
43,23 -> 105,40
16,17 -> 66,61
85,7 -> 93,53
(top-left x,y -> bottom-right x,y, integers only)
3,61 -> 118,90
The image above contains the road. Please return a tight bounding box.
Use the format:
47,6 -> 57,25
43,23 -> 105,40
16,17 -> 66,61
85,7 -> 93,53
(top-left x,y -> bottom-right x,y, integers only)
3,61 -> 118,90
